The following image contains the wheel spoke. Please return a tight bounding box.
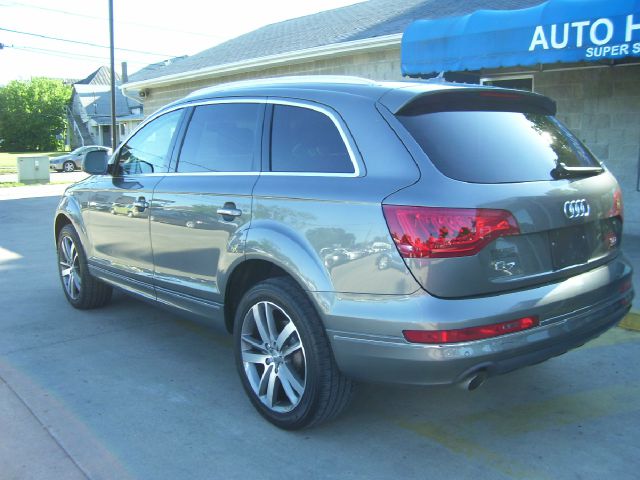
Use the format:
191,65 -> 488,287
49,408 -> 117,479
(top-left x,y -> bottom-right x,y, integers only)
60,266 -> 72,277
265,302 -> 278,344
266,367 -> 278,408
258,363 -> 274,397
72,272 -> 81,292
280,340 -> 302,358
279,365 -> 304,404
279,364 -> 305,396
242,352 -> 270,364
251,304 -> 271,345
241,334 -> 268,352
62,237 -> 73,263
276,320 -> 296,350
69,242 -> 77,264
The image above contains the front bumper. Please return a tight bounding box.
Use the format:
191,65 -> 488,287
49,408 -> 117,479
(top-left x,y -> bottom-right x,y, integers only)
318,255 -> 633,385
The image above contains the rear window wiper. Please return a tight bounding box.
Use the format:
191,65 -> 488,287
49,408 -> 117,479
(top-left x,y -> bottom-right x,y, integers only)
551,162 -> 604,179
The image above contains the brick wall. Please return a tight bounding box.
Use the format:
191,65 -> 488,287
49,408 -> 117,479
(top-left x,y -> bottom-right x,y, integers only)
535,66 -> 640,235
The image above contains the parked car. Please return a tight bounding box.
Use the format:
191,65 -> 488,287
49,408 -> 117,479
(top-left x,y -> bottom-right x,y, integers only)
54,76 -> 634,429
50,145 -> 111,172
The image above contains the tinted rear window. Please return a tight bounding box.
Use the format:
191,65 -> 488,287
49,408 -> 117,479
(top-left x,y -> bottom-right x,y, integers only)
398,111 -> 600,183
270,105 -> 354,174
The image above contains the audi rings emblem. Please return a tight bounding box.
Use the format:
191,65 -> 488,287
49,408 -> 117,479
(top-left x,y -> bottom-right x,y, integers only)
563,199 -> 590,219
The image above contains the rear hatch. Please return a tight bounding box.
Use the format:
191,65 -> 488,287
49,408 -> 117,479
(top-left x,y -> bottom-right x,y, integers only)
380,88 -> 623,298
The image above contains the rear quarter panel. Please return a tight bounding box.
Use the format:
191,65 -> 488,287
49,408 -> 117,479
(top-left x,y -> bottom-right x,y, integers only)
247,95 -> 422,295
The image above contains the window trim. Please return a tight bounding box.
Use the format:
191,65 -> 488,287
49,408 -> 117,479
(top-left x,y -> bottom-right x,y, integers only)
173,101 -> 265,174
112,108 -> 186,177
263,98 -> 362,177
119,97 -> 363,178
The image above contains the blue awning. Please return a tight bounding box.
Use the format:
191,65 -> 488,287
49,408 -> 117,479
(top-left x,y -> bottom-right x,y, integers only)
402,0 -> 640,76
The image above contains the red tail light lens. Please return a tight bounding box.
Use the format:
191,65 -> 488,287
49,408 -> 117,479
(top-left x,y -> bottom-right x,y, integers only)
609,187 -> 623,219
382,206 -> 520,258
403,316 -> 539,344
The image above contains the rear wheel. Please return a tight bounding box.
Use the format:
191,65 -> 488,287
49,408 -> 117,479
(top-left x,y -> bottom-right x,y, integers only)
57,224 -> 112,309
234,277 -> 353,429
62,161 -> 75,172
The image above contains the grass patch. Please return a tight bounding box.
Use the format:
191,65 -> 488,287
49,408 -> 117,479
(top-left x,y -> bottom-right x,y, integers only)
0,151 -> 67,174
620,312 -> 640,332
0,180 -> 76,188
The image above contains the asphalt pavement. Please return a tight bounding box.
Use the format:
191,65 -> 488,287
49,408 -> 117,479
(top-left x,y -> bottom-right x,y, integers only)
0,191 -> 639,480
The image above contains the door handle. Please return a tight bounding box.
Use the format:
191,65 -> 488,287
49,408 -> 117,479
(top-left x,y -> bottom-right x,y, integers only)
133,197 -> 149,212
217,202 -> 242,219
217,207 -> 242,218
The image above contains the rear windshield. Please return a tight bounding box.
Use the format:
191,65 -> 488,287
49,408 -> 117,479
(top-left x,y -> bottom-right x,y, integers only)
397,111 -> 601,183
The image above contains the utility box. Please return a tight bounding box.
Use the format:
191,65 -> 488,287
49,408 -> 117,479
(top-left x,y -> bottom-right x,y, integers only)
17,156 -> 50,183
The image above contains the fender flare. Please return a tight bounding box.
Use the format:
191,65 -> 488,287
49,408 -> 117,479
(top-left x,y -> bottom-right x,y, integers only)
54,194 -> 90,250
239,219 -> 333,293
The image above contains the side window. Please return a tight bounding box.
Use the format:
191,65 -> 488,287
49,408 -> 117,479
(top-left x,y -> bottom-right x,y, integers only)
116,109 -> 182,175
177,103 -> 262,173
270,105 -> 354,174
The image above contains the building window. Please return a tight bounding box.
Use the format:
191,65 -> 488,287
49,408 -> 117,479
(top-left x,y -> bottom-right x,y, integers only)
481,75 -> 534,92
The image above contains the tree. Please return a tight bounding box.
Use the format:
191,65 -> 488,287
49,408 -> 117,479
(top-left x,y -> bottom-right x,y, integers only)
0,77 -> 72,151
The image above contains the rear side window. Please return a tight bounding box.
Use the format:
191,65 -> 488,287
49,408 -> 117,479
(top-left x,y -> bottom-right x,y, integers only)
177,103 -> 262,173
270,105 -> 354,174
398,111 -> 600,183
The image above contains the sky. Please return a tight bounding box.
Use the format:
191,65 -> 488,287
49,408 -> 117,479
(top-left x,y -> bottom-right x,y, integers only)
0,0 -> 363,85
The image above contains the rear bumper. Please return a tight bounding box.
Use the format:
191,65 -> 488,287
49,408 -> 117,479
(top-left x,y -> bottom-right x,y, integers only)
318,255 -> 633,385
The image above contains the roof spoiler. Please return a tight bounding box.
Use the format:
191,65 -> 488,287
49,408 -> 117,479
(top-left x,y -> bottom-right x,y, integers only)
383,87 -> 557,116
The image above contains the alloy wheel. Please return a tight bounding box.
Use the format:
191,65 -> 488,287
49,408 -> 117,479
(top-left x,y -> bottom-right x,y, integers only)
59,235 -> 81,300
240,301 -> 307,413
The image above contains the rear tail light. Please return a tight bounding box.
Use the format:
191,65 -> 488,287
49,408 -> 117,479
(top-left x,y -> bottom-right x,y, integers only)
609,187 -> 623,219
382,206 -> 520,258
403,316 -> 539,344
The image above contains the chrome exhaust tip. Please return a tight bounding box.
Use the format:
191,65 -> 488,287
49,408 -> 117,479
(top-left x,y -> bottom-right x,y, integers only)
458,370 -> 487,391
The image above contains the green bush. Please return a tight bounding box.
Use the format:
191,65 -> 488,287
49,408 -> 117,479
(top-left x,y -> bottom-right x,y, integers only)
0,78 -> 72,151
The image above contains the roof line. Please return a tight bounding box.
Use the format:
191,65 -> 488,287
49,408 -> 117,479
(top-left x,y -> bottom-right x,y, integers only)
122,33 -> 402,90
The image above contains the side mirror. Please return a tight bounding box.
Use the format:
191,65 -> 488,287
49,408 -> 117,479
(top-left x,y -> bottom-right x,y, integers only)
83,150 -> 109,175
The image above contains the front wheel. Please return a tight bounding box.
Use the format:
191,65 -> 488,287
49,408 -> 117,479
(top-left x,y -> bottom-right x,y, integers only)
57,224 -> 112,309
62,161 -> 75,172
234,277 -> 353,429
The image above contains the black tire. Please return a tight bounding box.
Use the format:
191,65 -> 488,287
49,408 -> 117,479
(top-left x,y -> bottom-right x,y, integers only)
57,224 -> 112,309
62,161 -> 75,172
233,277 -> 354,429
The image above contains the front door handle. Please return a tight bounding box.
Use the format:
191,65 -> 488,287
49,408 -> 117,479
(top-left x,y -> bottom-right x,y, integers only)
133,196 -> 149,212
217,202 -> 242,219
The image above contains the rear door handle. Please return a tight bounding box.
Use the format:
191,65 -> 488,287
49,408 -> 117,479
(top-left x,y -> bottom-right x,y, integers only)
217,204 -> 242,218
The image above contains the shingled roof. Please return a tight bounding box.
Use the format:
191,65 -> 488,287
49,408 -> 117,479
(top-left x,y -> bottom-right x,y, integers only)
127,0 -> 543,85
74,84 -> 143,124
76,66 -> 121,86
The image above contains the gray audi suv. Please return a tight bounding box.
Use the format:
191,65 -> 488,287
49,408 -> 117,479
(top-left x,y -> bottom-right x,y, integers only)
54,76 -> 634,429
